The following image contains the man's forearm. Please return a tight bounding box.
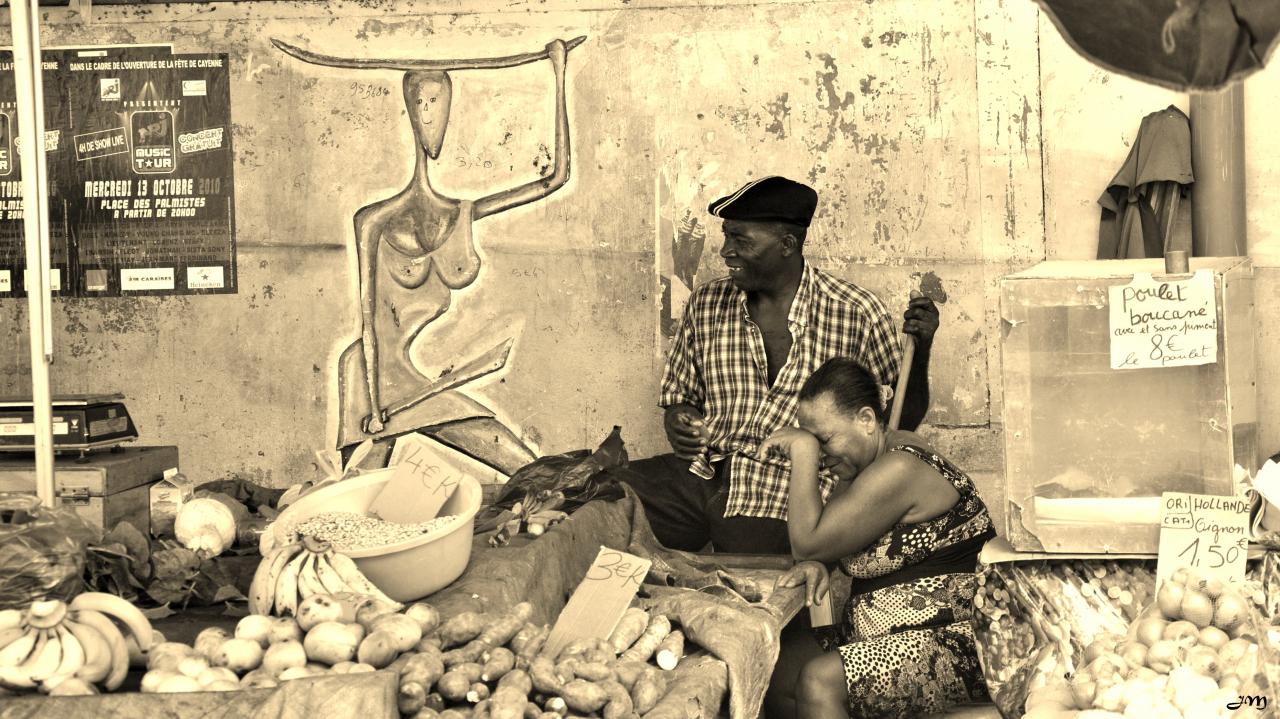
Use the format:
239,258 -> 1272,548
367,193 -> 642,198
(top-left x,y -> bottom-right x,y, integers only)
899,343 -> 931,431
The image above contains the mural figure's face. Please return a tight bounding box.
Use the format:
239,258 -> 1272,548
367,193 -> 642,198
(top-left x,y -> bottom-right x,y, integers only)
718,219 -> 793,292
404,71 -> 453,160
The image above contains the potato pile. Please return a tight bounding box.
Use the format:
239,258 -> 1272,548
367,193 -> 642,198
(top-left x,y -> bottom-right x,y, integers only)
1022,568 -> 1272,719
394,602 -> 689,718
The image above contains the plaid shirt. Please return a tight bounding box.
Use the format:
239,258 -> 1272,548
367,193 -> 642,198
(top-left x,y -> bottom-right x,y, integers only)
660,261 -> 901,520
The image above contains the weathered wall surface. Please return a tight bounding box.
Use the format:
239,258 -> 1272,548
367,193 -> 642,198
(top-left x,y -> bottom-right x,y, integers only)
0,0 -> 1274,536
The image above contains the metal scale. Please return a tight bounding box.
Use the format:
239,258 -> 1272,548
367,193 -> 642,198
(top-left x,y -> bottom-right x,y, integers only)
0,393 -> 138,458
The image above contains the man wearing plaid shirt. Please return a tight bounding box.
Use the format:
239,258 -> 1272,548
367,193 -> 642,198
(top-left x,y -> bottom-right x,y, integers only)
619,176 -> 939,554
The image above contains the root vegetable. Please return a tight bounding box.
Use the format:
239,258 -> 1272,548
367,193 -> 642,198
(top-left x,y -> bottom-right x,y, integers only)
557,639 -> 591,662
438,711 -> 470,719
600,679 -> 633,719
440,612 -> 486,648
454,662 -> 484,682
425,692 -> 447,712
236,615 -> 275,648
446,640 -> 492,667
358,631 -> 400,669
573,661 -> 614,682
468,682 -> 491,702
497,668 -> 533,695
483,647 -> 517,681
400,681 -> 428,715
297,594 -> 344,633
213,638 -> 264,673
515,626 -> 549,661
373,613 -> 425,653
438,669 -> 474,702
303,622 -> 361,665
560,679 -> 609,713
619,615 -> 671,664
480,603 -> 535,647
630,669 -> 668,714
610,661 -> 647,691
555,657 -> 581,684
472,699 -> 491,719
263,640 -> 308,678
655,630 -> 684,670
402,652 -> 446,689
529,656 -> 562,694
405,603 -> 442,635
607,608 -> 650,655
509,624 -> 541,655
414,711 -> 441,719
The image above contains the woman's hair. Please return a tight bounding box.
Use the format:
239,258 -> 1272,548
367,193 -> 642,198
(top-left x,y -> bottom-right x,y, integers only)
799,357 -> 887,425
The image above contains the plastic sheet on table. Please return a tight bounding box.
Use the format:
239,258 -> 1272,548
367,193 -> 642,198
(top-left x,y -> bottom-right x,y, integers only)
0,493 -> 101,609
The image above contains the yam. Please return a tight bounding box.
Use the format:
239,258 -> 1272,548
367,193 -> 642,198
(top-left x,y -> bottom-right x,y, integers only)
479,602 -> 535,647
607,608 -> 650,655
619,615 -> 671,664
445,640 -> 492,667
468,681 -> 492,702
557,639 -> 591,661
412,709 -> 441,719
516,626 -> 549,661
418,634 -> 444,653
454,662 -> 484,683
529,656 -> 562,694
437,670 -> 473,702
425,692 -> 447,712
440,612 -> 487,648
554,657 -> 581,684
471,700 -> 491,719
560,679 -> 609,713
482,647 -> 517,681
609,661 -> 648,691
573,661 -> 615,683
497,668 -> 533,696
521,704 -> 541,719
402,652 -> 446,689
655,630 -> 684,671
544,696 -> 568,714
600,680 -> 633,719
399,681 -> 428,716
583,647 -> 613,665
438,711 -> 470,719
508,623 -> 541,654
488,686 -> 529,719
630,669 -> 669,714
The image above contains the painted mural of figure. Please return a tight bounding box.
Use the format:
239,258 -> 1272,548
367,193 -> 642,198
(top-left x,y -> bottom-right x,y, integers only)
273,37 -> 583,470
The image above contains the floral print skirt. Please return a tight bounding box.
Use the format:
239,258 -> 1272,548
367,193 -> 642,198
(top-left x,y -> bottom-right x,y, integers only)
819,572 -> 990,719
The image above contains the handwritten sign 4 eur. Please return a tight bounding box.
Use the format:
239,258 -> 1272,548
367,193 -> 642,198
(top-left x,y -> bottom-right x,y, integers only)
367,436 -> 469,524
544,546 -> 651,659
1109,270 -> 1218,370
1156,492 -> 1249,588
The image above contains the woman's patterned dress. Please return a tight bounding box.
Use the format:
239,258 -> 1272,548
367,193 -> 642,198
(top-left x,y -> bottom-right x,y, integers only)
825,444 -> 996,718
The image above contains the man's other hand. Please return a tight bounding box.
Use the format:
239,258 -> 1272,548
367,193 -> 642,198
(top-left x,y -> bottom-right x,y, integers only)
902,293 -> 939,347
664,404 -> 707,461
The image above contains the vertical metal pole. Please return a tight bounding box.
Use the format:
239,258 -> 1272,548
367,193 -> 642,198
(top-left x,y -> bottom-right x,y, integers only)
1190,84 -> 1246,257
10,0 -> 56,507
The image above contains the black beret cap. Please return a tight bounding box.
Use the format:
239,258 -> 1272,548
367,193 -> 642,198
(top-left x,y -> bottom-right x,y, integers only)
707,176 -> 818,227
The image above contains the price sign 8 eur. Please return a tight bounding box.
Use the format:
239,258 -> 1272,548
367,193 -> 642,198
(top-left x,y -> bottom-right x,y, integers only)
1156,491 -> 1249,589
544,546 -> 651,659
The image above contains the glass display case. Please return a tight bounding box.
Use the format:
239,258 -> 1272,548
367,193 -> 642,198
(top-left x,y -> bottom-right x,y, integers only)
1000,257 -> 1256,553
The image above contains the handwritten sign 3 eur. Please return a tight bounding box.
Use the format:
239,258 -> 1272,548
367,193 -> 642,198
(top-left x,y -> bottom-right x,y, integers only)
1156,492 -> 1249,588
1109,270 -> 1217,370
544,546 -> 651,659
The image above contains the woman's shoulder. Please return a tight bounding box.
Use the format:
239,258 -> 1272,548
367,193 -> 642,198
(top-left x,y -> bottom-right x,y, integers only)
885,430 -> 938,456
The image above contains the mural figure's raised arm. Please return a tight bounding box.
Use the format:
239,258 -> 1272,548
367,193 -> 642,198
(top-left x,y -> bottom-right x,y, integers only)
270,36 -> 585,72
473,38 -> 576,221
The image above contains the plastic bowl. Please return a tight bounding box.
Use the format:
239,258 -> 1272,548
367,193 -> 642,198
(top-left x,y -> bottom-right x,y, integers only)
272,468 -> 482,602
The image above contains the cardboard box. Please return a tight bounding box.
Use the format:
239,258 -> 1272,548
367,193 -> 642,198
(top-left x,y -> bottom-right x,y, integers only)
999,257 -> 1256,553
149,466 -> 194,537
0,445 -> 179,533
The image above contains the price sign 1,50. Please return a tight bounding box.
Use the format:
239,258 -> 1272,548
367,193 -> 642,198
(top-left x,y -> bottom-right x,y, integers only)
1156,491 -> 1249,589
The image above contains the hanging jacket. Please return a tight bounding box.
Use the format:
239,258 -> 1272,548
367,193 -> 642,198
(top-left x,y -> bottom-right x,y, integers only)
1097,105 -> 1193,259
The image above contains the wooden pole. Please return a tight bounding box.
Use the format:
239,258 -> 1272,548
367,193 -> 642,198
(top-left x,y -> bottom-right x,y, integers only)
10,0 -> 56,507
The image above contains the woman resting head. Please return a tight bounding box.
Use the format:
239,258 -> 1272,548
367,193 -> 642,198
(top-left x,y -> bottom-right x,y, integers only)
760,357 -> 995,719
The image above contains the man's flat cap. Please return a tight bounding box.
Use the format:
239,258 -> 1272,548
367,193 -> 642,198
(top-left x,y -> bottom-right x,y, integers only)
707,176 -> 818,227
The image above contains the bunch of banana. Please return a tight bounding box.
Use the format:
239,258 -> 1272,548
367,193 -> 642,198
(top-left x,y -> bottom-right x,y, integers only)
249,534 -> 401,617
0,592 -> 154,694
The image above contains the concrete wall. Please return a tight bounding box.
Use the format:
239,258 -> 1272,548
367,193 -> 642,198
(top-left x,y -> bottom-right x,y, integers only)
0,1 -> 1273,534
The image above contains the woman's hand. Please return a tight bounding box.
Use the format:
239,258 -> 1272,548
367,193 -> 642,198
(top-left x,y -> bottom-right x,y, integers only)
756,427 -> 820,463
775,560 -> 830,607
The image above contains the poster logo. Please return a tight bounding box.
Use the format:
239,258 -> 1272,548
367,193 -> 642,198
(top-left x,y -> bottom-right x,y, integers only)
130,111 -> 175,174
0,114 -> 10,176
186,266 -> 225,290
84,269 -> 109,292
120,268 -> 175,291
99,78 -> 121,101
74,127 -> 129,161
182,80 -> 207,97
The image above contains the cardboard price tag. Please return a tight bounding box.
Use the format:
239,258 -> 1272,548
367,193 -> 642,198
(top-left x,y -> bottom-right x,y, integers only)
1156,491 -> 1249,588
367,436 -> 466,524
544,546 -> 651,658
1108,270 -> 1218,370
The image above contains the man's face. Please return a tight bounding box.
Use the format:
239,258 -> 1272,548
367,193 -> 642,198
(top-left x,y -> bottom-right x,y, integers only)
719,220 -> 791,291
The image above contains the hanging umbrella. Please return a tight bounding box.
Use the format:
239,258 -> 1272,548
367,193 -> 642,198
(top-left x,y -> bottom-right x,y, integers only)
1036,0 -> 1280,92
